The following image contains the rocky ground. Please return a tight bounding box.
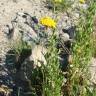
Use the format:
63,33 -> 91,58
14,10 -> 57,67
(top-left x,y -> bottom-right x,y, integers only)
0,0 -> 57,96
0,0 -> 96,96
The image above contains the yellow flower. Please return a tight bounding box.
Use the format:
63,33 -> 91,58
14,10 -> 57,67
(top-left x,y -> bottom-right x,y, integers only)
40,17 -> 56,28
79,0 -> 85,4
77,48 -> 82,54
54,0 -> 62,3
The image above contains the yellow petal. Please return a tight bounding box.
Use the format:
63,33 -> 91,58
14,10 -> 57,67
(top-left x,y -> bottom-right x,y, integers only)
40,17 -> 56,28
54,0 -> 62,3
79,0 -> 85,4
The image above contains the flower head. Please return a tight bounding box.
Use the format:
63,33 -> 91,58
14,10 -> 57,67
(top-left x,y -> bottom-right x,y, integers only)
40,17 -> 56,28
54,0 -> 62,3
79,0 -> 85,4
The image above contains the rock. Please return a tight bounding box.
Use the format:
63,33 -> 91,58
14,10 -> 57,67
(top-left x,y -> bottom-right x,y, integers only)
29,45 -> 47,68
3,24 -> 14,39
90,58 -> 96,84
62,26 -> 76,40
59,33 -> 70,42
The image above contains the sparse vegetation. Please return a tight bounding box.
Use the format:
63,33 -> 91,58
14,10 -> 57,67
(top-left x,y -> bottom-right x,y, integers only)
0,0 -> 96,96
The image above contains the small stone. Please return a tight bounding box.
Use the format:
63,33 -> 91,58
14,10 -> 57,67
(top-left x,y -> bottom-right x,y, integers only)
61,33 -> 70,42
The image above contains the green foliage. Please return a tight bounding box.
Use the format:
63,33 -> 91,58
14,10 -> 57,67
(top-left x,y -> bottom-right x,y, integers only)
70,0 -> 96,96
12,39 -> 31,55
42,31 -> 64,96
46,0 -> 73,12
